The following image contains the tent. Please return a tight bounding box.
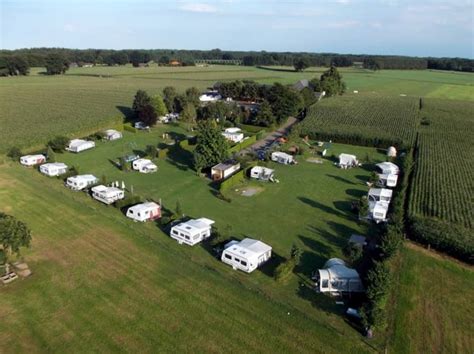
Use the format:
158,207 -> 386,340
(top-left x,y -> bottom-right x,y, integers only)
376,173 -> 398,188
103,129 -> 122,141
221,238 -> 272,273
338,154 -> 358,169
126,202 -> 161,222
20,154 -> 46,167
211,162 -> 240,181
250,166 -> 275,181
369,201 -> 389,223
368,188 -> 393,203
376,162 -> 399,175
39,163 -> 68,177
66,139 -> 95,153
170,218 -> 215,246
199,91 -> 222,102
66,174 -> 98,191
271,152 -> 295,165
91,185 -> 124,204
132,159 -> 157,173
314,258 -> 364,293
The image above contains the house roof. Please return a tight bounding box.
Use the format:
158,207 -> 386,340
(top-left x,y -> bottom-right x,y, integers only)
225,238 -> 272,258
212,162 -> 239,171
293,79 -> 310,91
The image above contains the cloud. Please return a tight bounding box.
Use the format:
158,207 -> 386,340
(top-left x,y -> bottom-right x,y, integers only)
179,3 -> 217,13
335,0 -> 351,4
326,20 -> 360,29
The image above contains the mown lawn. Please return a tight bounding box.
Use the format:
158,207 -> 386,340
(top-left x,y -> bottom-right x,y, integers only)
0,131 -> 386,353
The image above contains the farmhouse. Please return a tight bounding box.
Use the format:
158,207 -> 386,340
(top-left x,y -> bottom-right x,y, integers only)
132,159 -> 157,173
221,238 -> 272,273
369,201 -> 389,223
250,166 -> 275,181
66,139 -> 95,153
293,79 -> 310,91
222,127 -> 244,143
39,163 -> 68,177
338,154 -> 359,169
271,152 -> 295,165
103,129 -> 122,141
199,90 -> 222,102
211,161 -> 240,181
66,174 -> 98,191
170,218 -> 215,246
368,188 -> 393,203
377,173 -> 398,188
126,202 -> 161,222
313,258 -> 364,293
376,162 -> 400,175
20,154 -> 46,167
91,185 -> 125,205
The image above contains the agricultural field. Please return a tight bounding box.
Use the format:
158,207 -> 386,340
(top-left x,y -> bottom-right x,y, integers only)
1,65 -> 472,153
0,126 -> 390,352
409,98 -> 474,229
297,95 -> 420,148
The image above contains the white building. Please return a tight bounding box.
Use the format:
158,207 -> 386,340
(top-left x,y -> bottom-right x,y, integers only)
66,174 -> 98,191
314,258 -> 364,293
132,159 -> 157,173
222,127 -> 244,143
368,188 -> 393,203
250,166 -> 275,181
126,202 -> 161,222
103,129 -> 122,141
39,163 -> 68,177
271,152 -> 295,165
20,154 -> 46,167
221,238 -> 272,273
199,91 -> 222,102
338,154 -> 359,169
66,139 -> 95,153
376,173 -> 398,188
376,162 -> 399,175
170,218 -> 215,246
369,201 -> 389,223
211,162 -> 240,181
91,185 -> 125,205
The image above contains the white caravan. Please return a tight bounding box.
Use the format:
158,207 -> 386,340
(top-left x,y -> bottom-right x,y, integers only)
20,154 -> 46,167
314,258 -> 364,293
376,173 -> 398,188
170,218 -> 215,246
222,127 -> 244,143
271,152 -> 295,165
368,188 -> 393,203
250,166 -> 275,181
126,202 -> 161,222
66,174 -> 98,191
369,201 -> 389,223
66,139 -> 95,153
221,238 -> 272,273
103,129 -> 122,141
39,163 -> 68,177
91,185 -> 125,205
132,159 -> 157,173
376,162 -> 399,175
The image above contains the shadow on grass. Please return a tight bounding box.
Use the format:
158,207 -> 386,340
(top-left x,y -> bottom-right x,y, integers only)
345,188 -> 366,198
355,175 -> 369,183
298,196 -> 346,218
108,158 -> 122,171
326,174 -> 357,185
116,105 -> 134,123
166,144 -> 195,171
333,200 -> 353,216
132,149 -> 146,157
259,251 -> 285,278
256,66 -> 298,73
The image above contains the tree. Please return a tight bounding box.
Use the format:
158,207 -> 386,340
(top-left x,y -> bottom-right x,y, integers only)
7,147 -> 22,160
193,120 -> 229,172
293,57 -> 310,72
254,100 -> 275,127
0,56 -> 30,76
47,145 -> 56,162
359,196 -> 369,220
151,94 -> 167,117
267,83 -> 304,123
185,87 -> 201,108
163,86 -> 177,112
45,53 -> 69,75
0,213 -> 32,272
300,87 -> 317,108
316,66 -> 346,96
138,104 -> 158,127
180,103 -> 197,125
146,145 -> 158,159
173,94 -> 187,113
47,136 -> 69,152
130,50 -> 144,67
132,90 -> 152,117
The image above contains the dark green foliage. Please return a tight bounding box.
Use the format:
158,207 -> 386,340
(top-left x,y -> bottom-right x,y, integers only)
0,213 -> 32,260
123,124 -> 137,133
185,87 -> 201,108
115,195 -> 142,209
100,174 -> 107,185
343,243 -> 364,265
138,104 -> 158,127
300,87 -> 317,108
45,53 -> 69,75
132,90 -> 152,116
163,86 -> 178,112
219,170 -> 245,192
119,157 -> 130,171
254,100 -> 275,127
293,57 -> 310,72
313,66 -> 346,97
267,83 -> 304,123
193,120 -> 230,172
47,146 -> 56,162
146,145 -> 158,159
198,101 -> 241,125
180,103 -> 197,124
380,226 -> 402,259
358,196 -> 368,220
47,136 -> 69,152
7,147 -> 22,160
175,200 -> 183,218
274,244 -> 301,282
151,95 -> 168,117
0,55 -> 29,76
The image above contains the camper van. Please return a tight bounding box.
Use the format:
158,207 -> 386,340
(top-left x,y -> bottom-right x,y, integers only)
369,201 -> 389,223
271,152 -> 295,165
126,202 -> 161,222
376,162 -> 399,175
132,159 -> 157,173
250,166 -> 275,181
211,162 -> 240,181
103,129 -> 122,141
221,238 -> 272,273
39,163 -> 68,177
376,173 -> 398,188
66,174 -> 98,191
91,185 -> 125,205
170,218 -> 215,246
20,154 -> 46,167
368,188 -> 393,203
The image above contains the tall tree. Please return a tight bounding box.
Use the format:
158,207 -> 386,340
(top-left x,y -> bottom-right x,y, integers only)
317,66 -> 346,96
180,102 -> 197,125
163,86 -> 178,112
185,87 -> 201,108
138,104 -> 158,127
193,120 -> 229,172
267,83 -> 304,123
0,213 -> 32,270
45,53 -> 69,75
132,90 -> 152,117
254,100 -> 275,127
151,94 -> 168,117
293,57 -> 310,72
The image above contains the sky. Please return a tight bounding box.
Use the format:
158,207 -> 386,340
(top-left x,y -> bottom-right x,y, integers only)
1,0 -> 473,58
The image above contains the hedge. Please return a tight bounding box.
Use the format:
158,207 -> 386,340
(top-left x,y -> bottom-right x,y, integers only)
237,123 -> 265,134
219,170 -> 245,192
228,135 -> 257,154
123,124 -> 137,133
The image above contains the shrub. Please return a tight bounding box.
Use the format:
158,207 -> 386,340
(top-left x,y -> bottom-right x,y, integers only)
158,148 -> 168,159
146,145 -> 158,159
380,226 -> 402,259
123,124 -> 137,133
7,147 -> 22,160
47,136 -> 69,152
115,195 -> 142,209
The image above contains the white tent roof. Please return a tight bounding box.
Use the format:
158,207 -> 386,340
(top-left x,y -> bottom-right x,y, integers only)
21,154 -> 45,160
368,188 -> 393,199
321,258 -> 360,279
224,238 -> 272,258
68,139 -> 92,148
339,153 -> 357,164
224,127 -> 242,134
41,162 -> 67,169
67,174 -> 97,183
175,218 -> 215,233
251,166 -> 274,174
91,185 -> 122,196
128,202 -> 160,213
376,162 -> 399,174
272,151 -> 292,159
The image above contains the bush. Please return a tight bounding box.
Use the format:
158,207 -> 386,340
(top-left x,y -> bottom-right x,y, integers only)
115,195 -> 142,209
7,147 -> 22,160
146,145 -> 158,159
158,148 -> 168,159
47,136 -> 69,152
380,226 -> 402,259
274,258 -> 295,282
228,135 -> 257,153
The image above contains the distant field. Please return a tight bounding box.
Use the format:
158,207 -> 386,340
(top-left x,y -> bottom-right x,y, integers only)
0,65 -> 472,152
410,98 -> 474,228
389,244 -> 474,353
298,95 -> 419,148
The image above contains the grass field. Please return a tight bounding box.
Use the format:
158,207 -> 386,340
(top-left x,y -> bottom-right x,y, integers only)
389,244 -> 474,354
0,126 -> 389,352
0,65 -> 472,152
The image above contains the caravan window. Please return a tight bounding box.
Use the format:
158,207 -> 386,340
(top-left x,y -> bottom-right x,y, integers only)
172,230 -> 179,235
321,280 -> 329,288
185,235 -> 190,240
129,210 -> 134,214
240,260 -> 247,266
224,254 -> 232,260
